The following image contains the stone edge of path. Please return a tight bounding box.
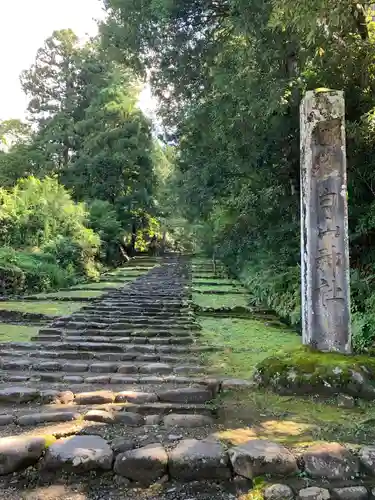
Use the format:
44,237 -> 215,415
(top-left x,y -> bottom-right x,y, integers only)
2,434 -> 375,490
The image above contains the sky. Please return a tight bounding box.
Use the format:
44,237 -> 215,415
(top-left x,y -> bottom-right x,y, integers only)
0,0 -> 155,121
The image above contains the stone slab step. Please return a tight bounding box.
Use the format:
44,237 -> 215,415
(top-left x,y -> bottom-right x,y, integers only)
0,386 -> 216,406
0,371 -> 219,388
0,358 -> 205,375
39,327 -> 197,337
40,323 -> 200,337
0,341 -> 216,354
0,407 -> 215,428
32,335 -> 195,346
64,315 -> 195,324
9,401 -> 215,417
52,321 -> 196,330
0,349 -> 193,364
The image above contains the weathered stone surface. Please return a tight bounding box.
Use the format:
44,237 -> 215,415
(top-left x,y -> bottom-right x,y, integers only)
337,394 -> 355,409
63,375 -> 85,384
114,412 -> 145,426
115,391 -> 158,404
229,439 -> 298,479
62,362 -> 89,372
74,391 -> 114,405
117,364 -> 138,374
0,415 -> 13,426
111,438 -> 135,455
84,410 -> 115,423
221,379 -> 255,390
85,375 -> 111,384
359,446 -> 375,474
169,438 -> 230,481
145,414 -> 162,426
163,414 -> 213,428
38,390 -> 60,404
302,443 -> 359,479
0,436 -> 50,475
110,375 -> 138,384
0,387 -> 39,403
90,362 -> 118,373
139,363 -> 173,374
17,411 -> 80,426
114,443 -> 168,483
33,361 -> 61,371
300,90 -> 351,353
157,387 -> 212,404
331,487 -> 368,500
2,359 -> 31,370
298,488 -> 330,500
43,435 -> 113,471
57,391 -> 75,404
264,484 -> 295,500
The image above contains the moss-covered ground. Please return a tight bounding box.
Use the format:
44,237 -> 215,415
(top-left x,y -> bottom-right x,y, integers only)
0,301 -> 86,316
35,290 -> 104,299
194,258 -> 375,449
201,317 -> 300,379
193,292 -> 249,308
69,281 -> 124,290
0,323 -> 39,342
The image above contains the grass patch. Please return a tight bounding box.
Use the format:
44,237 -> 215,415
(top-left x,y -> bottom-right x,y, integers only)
193,293 -> 248,308
0,301 -> 85,316
35,290 -> 104,299
70,282 -> 124,290
0,323 -> 38,342
201,317 -> 300,378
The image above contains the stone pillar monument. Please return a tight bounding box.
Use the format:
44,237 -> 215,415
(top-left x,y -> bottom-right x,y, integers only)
300,90 -> 351,353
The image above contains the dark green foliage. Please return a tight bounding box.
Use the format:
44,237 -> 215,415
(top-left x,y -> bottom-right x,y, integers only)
0,248 -> 74,295
88,200 -> 124,264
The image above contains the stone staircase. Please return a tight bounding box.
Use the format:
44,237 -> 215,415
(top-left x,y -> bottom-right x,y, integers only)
0,254 -> 251,495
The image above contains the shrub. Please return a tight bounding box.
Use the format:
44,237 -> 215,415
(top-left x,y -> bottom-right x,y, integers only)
0,176 -> 94,249
0,247 -> 74,295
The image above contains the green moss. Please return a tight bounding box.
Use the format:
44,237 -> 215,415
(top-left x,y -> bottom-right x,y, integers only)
0,324 -> 39,342
43,434 -> 57,448
35,290 -> 104,299
193,292 -> 248,308
201,317 -> 300,378
0,300 -> 86,316
254,346 -> 375,398
256,346 -> 375,378
70,281 -> 124,290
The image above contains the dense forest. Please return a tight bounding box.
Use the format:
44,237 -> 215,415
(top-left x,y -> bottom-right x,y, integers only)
3,2 -> 375,350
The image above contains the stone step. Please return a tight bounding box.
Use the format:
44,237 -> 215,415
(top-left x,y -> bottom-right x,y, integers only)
2,359 -> 204,375
38,328 -> 198,338
0,349 -> 193,364
48,322 -> 198,333
0,371 -> 219,387
0,386 -> 216,405
0,341 -> 216,355
33,336 -> 195,347
0,404 -> 216,429
78,311 -> 193,319
64,316 -> 195,325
